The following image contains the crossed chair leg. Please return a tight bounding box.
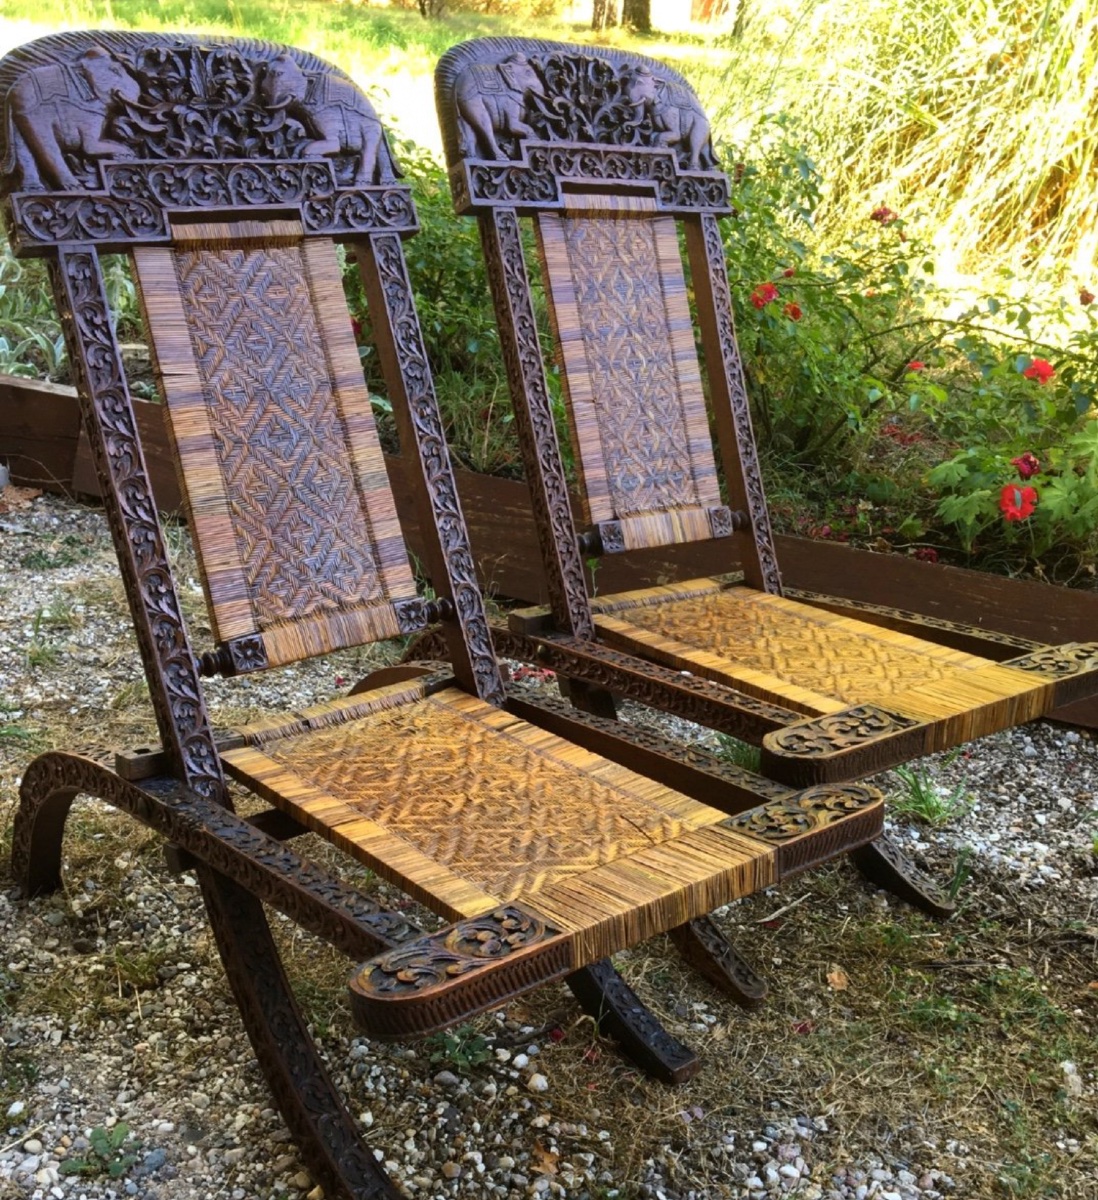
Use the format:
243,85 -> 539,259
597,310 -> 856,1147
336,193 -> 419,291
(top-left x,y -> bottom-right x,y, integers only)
12,749 -> 718,1199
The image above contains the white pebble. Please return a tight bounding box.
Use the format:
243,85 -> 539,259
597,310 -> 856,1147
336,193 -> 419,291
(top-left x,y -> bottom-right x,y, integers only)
526,1073 -> 549,1093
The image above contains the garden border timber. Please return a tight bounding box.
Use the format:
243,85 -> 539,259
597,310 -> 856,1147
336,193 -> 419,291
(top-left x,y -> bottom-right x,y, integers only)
4,372 -> 1098,730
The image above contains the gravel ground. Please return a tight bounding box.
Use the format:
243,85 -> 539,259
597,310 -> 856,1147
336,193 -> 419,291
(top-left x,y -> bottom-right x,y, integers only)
2,492 -> 1096,1200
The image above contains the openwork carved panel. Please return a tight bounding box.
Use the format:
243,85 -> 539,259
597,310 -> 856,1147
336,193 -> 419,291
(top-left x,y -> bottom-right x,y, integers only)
0,32 -> 414,252
435,39 -> 730,215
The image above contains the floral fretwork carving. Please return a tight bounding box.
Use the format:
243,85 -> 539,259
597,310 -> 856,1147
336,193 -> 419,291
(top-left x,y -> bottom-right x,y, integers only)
448,48 -> 714,171
766,706 -> 921,758
726,784 -> 882,843
0,32 -> 402,205
436,39 -> 729,215
1006,642 -> 1098,678
349,904 -> 573,1039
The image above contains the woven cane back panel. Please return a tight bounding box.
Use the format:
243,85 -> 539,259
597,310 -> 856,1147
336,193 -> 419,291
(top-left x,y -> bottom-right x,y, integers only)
537,195 -> 724,551
220,687 -> 776,960
596,587 -> 997,713
136,219 -> 417,667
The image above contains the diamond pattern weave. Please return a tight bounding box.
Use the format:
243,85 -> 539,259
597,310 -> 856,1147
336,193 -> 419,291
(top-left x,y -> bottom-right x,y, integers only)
563,217 -> 701,517
261,695 -> 709,900
175,242 -> 387,626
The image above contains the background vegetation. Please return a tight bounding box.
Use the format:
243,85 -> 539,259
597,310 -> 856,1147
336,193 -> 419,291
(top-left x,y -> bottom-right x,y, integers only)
2,0 -> 1098,579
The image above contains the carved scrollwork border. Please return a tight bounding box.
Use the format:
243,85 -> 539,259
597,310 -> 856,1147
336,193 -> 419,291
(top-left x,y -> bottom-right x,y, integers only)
15,752 -> 420,957
480,207 -> 596,640
349,904 -> 572,1040
361,231 -> 505,705
686,213 -> 782,594
52,248 -> 225,798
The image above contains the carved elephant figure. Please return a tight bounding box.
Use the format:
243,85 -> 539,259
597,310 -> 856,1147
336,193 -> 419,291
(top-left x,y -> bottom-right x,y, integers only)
2,48 -> 141,191
259,53 -> 398,185
651,76 -> 716,171
453,54 -> 545,160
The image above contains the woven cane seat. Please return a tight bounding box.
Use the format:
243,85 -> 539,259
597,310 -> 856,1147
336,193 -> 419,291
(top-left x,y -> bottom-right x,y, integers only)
220,675 -> 828,963
591,580 -> 997,715
588,578 -> 1081,780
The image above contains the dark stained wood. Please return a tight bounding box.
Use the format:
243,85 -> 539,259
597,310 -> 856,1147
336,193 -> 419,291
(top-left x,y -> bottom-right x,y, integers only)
4,35 -> 892,1196
0,375 -> 84,492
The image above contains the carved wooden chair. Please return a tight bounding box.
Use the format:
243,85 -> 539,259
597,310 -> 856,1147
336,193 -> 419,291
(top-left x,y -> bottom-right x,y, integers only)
2,32 -> 889,1199
434,37 -> 1098,914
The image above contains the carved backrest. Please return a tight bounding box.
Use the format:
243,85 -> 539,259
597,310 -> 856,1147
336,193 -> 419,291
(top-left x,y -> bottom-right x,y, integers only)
1,32 -> 501,793
436,38 -> 781,635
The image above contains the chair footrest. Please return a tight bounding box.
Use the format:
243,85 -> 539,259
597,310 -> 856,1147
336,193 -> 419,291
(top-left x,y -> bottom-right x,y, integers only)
349,905 -> 574,1039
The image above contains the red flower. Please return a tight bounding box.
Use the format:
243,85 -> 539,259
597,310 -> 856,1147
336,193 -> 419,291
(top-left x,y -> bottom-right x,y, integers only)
1022,358 -> 1054,384
913,547 -> 939,563
1081,288 -> 1095,306
999,484 -> 1038,522
783,267 -> 796,278
1011,452 -> 1041,480
906,360 -> 925,372
870,205 -> 898,225
751,282 -> 779,309
783,302 -> 802,321
350,317 -> 363,339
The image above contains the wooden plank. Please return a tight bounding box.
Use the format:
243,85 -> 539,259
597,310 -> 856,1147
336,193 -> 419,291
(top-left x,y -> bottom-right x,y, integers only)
5,377 -> 1098,726
0,375 -> 83,492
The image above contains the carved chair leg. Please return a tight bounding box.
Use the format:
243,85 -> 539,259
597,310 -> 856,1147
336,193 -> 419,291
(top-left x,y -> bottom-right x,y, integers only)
566,959 -> 700,1085
12,759 -> 80,896
850,834 -> 957,920
668,916 -> 768,1010
198,867 -> 400,1200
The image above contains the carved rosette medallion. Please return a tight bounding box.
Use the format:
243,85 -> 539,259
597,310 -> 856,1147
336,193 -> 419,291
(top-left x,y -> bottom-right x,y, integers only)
349,904 -> 572,1039
0,32 -> 414,251
766,705 -> 921,758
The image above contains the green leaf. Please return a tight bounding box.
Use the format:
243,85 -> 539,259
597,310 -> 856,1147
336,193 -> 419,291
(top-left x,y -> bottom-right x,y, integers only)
938,488 -> 993,529
1038,476 -> 1080,523
927,456 -> 972,488
987,297 -> 1000,315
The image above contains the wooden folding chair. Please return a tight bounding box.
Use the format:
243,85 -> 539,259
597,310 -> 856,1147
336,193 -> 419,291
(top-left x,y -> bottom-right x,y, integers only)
434,37 -> 1098,911
2,32 -> 886,1199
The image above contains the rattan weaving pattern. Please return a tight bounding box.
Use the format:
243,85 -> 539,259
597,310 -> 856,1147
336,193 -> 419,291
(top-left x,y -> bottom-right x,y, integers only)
173,240 -> 389,627
542,210 -> 718,525
610,587 -> 990,706
253,691 -> 724,902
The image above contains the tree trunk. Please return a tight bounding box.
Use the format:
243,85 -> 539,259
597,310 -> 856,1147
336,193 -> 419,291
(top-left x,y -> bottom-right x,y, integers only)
592,0 -> 619,32
621,0 -> 651,31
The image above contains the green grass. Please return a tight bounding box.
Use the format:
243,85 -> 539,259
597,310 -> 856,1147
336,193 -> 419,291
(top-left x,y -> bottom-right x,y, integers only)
890,761 -> 971,826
